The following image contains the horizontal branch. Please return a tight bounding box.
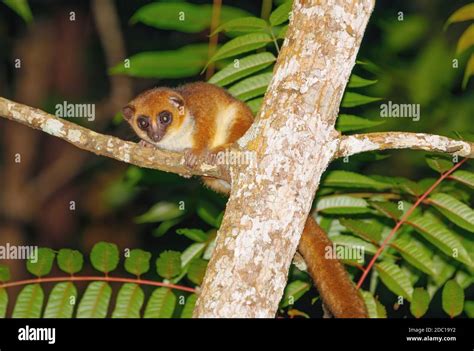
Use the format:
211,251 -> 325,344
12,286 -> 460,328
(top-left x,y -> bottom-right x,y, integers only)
0,275 -> 196,293
336,132 -> 474,159
0,97 -> 228,180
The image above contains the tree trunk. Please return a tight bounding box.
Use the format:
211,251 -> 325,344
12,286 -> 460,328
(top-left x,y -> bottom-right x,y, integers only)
193,0 -> 376,318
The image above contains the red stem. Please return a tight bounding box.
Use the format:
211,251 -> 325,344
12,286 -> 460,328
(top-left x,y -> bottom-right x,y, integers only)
356,158 -> 468,289
0,276 -> 196,293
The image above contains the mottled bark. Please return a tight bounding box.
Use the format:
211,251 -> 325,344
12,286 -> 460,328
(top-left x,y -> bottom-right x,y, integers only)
336,132 -> 474,159
1,0 -> 472,319
193,0 -> 376,318
0,97 -> 226,180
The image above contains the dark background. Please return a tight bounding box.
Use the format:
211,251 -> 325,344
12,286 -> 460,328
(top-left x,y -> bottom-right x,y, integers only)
0,0 -> 472,318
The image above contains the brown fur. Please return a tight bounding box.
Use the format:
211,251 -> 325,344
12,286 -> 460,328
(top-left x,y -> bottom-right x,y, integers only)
175,82 -> 253,152
124,82 -> 368,318
299,217 -> 367,318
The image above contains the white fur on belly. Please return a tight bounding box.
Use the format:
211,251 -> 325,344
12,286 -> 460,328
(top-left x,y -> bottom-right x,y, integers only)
210,103 -> 238,149
156,113 -> 195,152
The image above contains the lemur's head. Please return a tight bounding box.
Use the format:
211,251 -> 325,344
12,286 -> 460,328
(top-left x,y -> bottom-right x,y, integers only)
123,88 -> 188,145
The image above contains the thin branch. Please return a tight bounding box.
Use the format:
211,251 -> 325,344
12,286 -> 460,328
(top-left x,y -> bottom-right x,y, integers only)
0,97 -> 229,181
356,158 -> 468,289
0,275 -> 196,293
336,132 -> 474,159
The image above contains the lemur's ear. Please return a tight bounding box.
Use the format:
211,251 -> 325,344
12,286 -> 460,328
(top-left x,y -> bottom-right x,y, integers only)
169,95 -> 184,109
122,105 -> 135,120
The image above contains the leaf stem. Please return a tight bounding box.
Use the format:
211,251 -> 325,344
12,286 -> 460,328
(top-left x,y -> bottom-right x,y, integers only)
356,158 -> 469,289
0,276 -> 196,293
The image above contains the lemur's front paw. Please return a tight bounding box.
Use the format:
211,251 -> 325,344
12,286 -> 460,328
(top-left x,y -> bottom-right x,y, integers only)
139,140 -> 155,148
183,148 -> 200,169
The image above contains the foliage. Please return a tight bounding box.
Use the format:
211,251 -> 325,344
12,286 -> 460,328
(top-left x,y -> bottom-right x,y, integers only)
0,245 -> 198,318
445,3 -> 474,88
1,0 -> 472,319
2,0 -> 32,23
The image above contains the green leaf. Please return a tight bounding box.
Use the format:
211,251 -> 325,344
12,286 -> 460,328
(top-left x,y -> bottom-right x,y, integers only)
131,3 -> 250,33
455,269 -> 473,289
57,249 -> 83,275
12,284 -> 44,318
456,24 -> 474,55
181,243 -> 207,268
322,170 -> 389,190
90,242 -> 119,274
196,199 -> 221,227
246,97 -> 263,114
331,235 -> 378,255
430,254 -> 457,288
228,72 -> 272,101
409,216 -> 473,267
112,284 -> 145,318
339,218 -> 382,243
43,282 -> 77,318
269,0 -> 292,26
176,228 -> 208,243
376,261 -> 413,301
450,170 -> 474,188
445,3 -> 474,28
348,74 -> 377,88
336,114 -> 384,132
277,24 -> 288,39
0,288 -> 7,318
124,249 -> 151,276
3,0 -> 32,23
316,195 -> 370,215
425,156 -> 453,173
153,217 -> 184,237
410,288 -> 430,318
144,288 -> 176,318
110,44 -> 209,79
376,299 -> 387,318
370,201 -> 404,220
27,248 -> 55,277
463,53 -> 474,89
76,282 -> 112,318
209,52 -> 276,87
390,236 -> 436,276
395,178 -> 423,196
361,290 -> 383,318
442,280 -> 464,317
212,17 -> 268,35
0,264 -> 10,282
361,291 -> 377,318
156,251 -> 182,279
208,33 -> 272,63
341,92 -> 382,107
465,301 -> 474,318
187,259 -> 208,285
429,193 -> 474,232
181,294 -> 197,318
135,201 -> 183,224
280,280 -> 310,308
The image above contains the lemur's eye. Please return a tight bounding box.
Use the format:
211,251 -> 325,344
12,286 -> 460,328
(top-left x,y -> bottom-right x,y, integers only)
137,116 -> 149,130
158,111 -> 172,125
